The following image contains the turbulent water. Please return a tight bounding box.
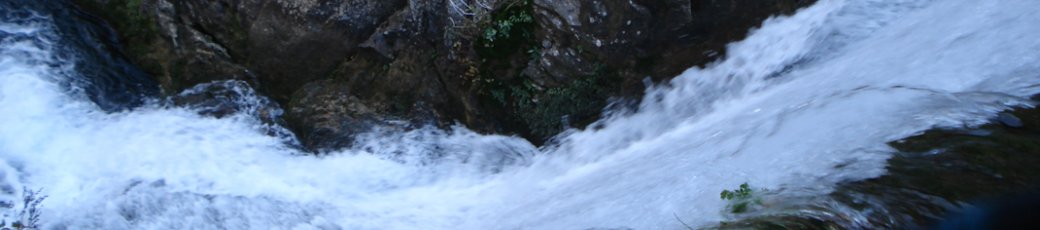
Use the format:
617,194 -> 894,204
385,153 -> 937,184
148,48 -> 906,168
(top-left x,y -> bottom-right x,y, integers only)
1,0 -> 1039,229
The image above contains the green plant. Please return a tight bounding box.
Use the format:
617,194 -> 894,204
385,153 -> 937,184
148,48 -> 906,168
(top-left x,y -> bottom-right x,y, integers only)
477,61 -> 617,139
720,183 -> 763,214
471,0 -> 536,92
468,0 -> 620,140
481,10 -> 533,45
473,0 -> 536,58
720,183 -> 753,200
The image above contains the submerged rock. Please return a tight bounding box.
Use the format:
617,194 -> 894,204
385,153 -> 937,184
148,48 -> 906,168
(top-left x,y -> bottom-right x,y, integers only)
996,112 -> 1024,128
172,80 -> 301,147
172,80 -> 282,122
710,95 -> 1040,229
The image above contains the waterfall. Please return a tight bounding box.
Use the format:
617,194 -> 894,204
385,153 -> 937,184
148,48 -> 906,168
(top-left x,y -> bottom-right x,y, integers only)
1,0 -> 1038,229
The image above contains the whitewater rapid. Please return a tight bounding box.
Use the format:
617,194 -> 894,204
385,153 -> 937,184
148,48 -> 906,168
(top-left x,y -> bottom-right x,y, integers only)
1,0 -> 1038,229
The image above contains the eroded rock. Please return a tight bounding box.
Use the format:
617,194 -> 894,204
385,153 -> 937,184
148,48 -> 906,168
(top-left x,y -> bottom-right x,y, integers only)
74,0 -> 816,150
172,80 -> 300,146
287,79 -> 391,152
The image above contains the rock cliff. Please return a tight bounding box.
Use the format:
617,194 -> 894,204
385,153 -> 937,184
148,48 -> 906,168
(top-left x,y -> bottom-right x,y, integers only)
73,0 -> 814,151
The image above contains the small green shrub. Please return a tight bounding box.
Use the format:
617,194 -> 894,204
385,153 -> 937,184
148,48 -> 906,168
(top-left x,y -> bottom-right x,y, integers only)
481,9 -> 533,45
475,0 -> 536,57
720,183 -> 763,214
720,183 -> 753,200
470,0 -> 619,140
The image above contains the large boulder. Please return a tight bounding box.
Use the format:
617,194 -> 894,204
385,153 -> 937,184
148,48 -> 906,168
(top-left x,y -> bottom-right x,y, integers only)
476,0 -> 815,140
73,0 -> 815,150
8,0 -> 160,112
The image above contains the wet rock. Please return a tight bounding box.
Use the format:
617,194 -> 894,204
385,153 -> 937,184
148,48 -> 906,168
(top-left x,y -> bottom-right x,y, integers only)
172,80 -> 281,122
73,0 -> 817,148
12,0 -> 160,111
74,0 -> 462,150
172,80 -> 300,146
711,95 -> 1040,229
494,0 -> 816,141
528,0 -> 815,88
286,79 -> 399,152
997,112 -> 1024,128
73,0 -> 251,95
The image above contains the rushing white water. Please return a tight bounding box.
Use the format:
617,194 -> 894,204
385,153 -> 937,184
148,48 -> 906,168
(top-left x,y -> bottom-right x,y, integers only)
1,0 -> 1039,229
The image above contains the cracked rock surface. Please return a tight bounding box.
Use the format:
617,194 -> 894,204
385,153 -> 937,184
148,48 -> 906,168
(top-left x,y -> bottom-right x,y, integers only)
74,0 -> 813,151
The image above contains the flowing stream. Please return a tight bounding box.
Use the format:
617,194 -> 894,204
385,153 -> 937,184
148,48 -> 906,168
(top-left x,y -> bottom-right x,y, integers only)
1,0 -> 1039,229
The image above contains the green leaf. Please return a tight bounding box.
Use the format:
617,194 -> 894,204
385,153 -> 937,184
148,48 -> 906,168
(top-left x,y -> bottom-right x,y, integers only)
483,28 -> 498,42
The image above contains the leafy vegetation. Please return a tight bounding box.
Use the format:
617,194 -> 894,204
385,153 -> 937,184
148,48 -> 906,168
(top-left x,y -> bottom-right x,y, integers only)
474,0 -> 537,58
720,183 -> 754,200
516,67 -> 615,138
720,183 -> 763,214
469,0 -> 621,140
480,6 -> 533,46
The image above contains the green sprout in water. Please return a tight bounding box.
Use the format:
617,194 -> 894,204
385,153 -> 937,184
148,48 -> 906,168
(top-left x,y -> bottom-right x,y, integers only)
720,183 -> 753,200
720,183 -> 763,214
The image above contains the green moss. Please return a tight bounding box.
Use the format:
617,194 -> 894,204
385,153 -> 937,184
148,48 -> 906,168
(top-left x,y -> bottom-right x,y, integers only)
478,63 -> 618,139
475,0 -> 535,57
517,67 -> 617,138
470,0 -> 622,140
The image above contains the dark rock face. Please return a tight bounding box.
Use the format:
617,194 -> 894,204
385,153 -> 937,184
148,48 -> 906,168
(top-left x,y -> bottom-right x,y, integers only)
73,0 -> 250,95
73,0 -> 814,151
505,0 -> 813,139
710,95 -> 1040,229
5,0 -> 160,112
531,0 -> 813,86
286,79 -> 393,152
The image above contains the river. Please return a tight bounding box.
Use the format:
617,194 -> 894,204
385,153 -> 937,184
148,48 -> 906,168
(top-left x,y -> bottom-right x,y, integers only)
1,0 -> 1038,229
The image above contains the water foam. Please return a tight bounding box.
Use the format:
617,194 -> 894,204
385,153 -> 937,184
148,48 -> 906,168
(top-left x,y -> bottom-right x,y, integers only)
1,0 -> 1039,229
